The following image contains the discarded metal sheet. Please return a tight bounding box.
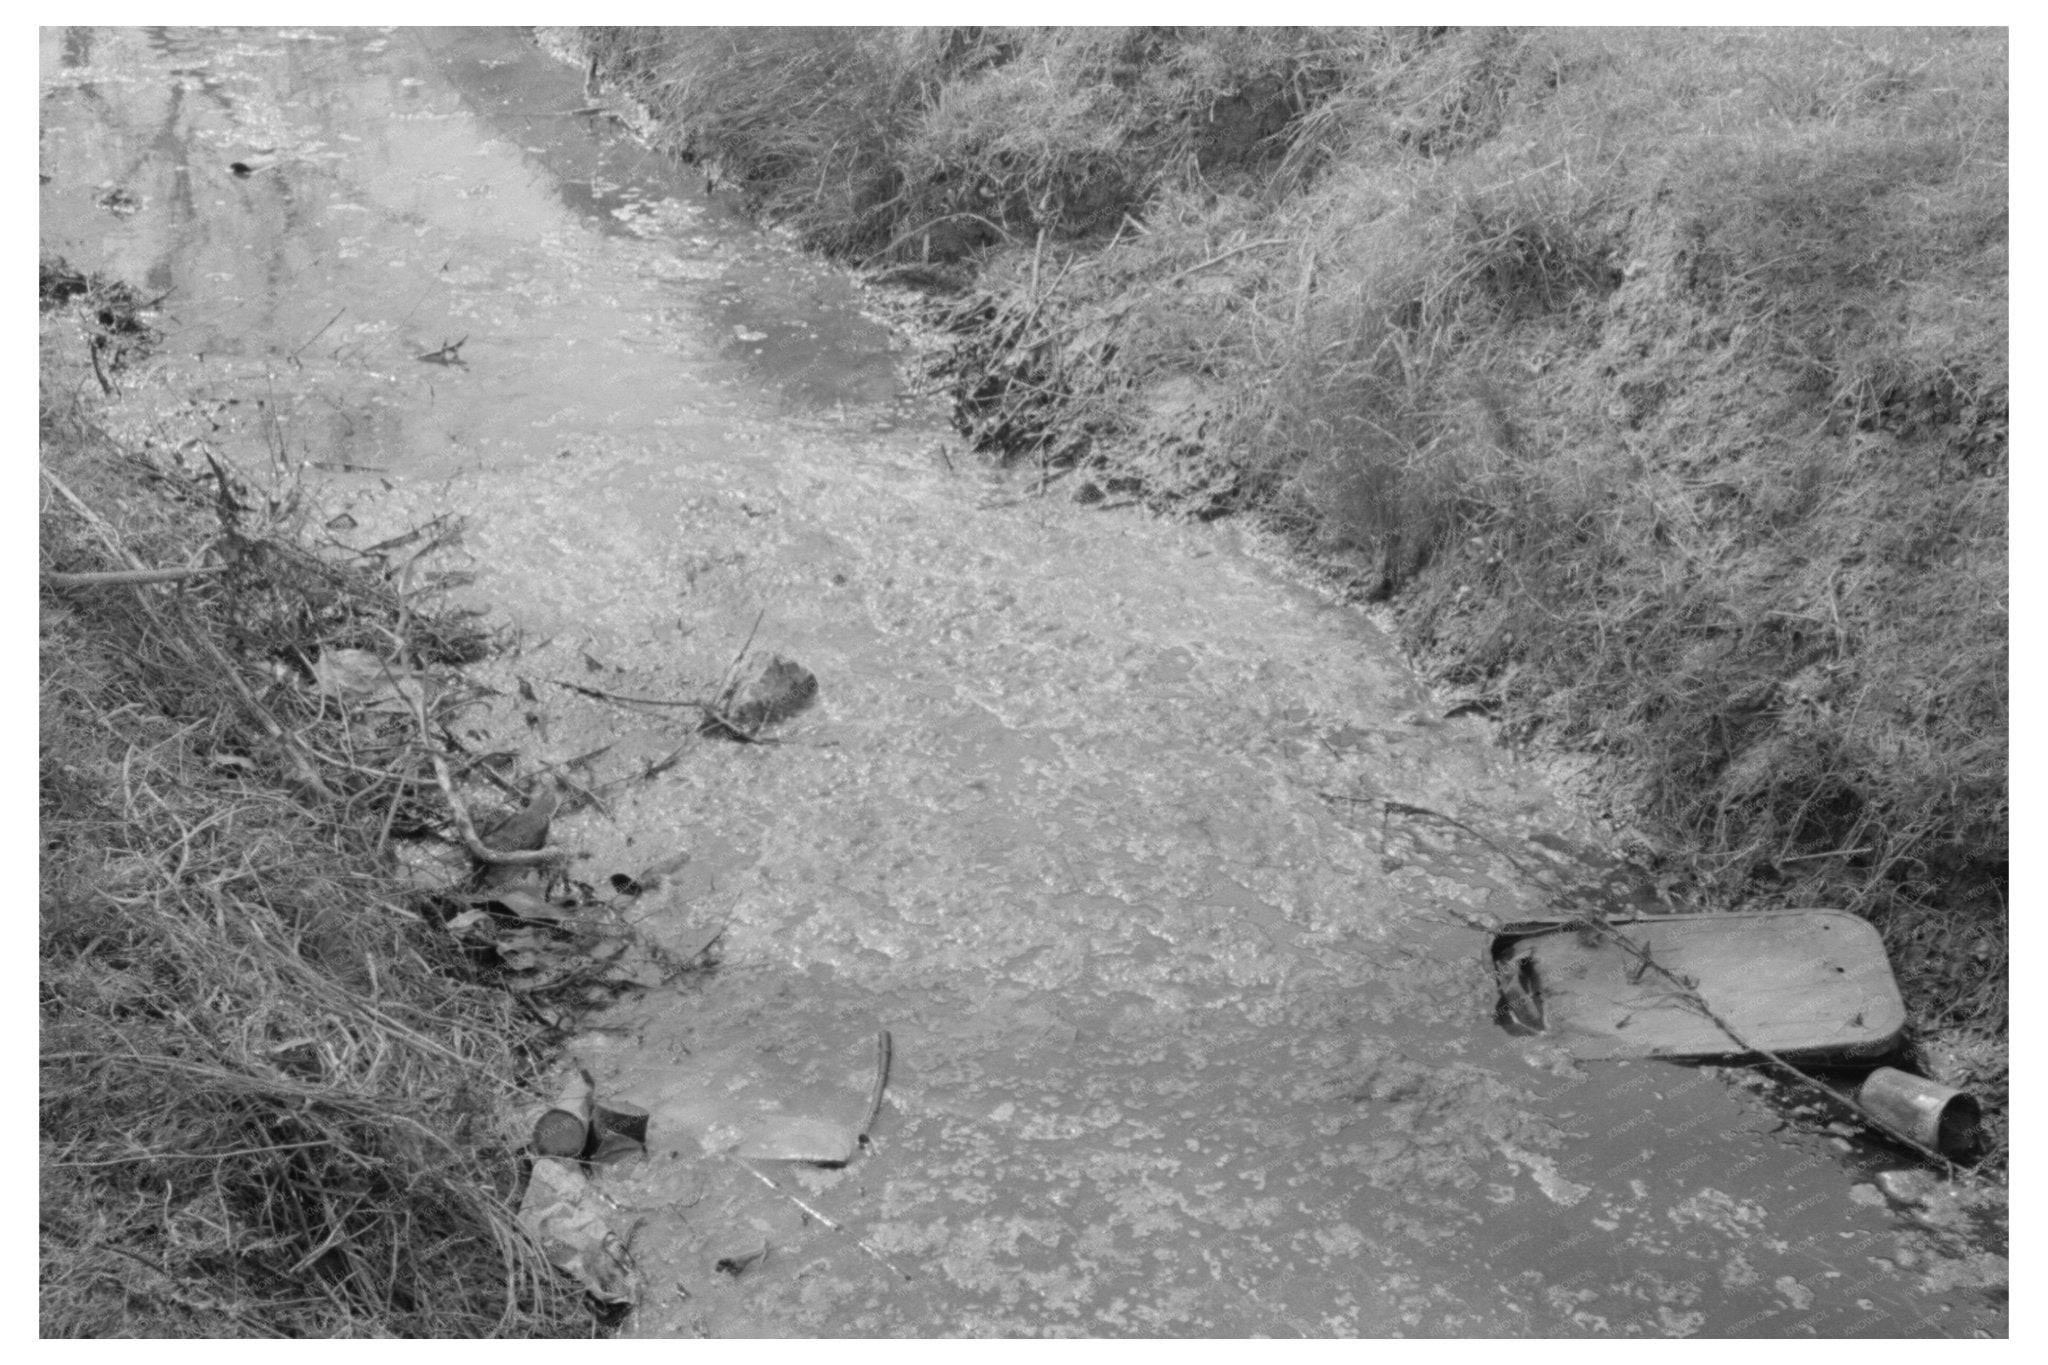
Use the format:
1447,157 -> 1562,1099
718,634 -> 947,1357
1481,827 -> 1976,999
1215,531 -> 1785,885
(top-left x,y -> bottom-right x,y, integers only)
734,1112 -> 860,1165
733,1029 -> 891,1165
1489,910 -> 1906,1062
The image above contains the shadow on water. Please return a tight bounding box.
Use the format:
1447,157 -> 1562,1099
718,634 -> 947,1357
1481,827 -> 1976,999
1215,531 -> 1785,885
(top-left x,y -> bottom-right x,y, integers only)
426,27 -> 907,412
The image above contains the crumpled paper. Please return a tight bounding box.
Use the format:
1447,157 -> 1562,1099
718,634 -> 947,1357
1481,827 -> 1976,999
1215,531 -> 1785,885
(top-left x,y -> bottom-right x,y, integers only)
516,1156 -> 639,1305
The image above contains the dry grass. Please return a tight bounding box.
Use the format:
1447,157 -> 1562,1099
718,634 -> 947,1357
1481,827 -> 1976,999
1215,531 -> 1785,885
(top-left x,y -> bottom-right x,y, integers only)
579,26 -> 1355,265
38,283 -> 610,1336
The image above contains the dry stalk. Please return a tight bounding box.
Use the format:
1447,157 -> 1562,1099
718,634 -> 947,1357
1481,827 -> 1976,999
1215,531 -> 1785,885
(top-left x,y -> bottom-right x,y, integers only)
427,755 -> 566,869
730,1157 -> 914,1282
45,564 -> 231,587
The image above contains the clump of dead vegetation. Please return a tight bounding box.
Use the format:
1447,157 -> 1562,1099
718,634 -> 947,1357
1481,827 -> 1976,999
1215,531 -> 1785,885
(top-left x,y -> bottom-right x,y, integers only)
37,276 -> 661,1336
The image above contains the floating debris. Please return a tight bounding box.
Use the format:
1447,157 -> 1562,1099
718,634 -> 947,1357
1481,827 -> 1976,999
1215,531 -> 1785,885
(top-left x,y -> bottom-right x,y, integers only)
590,1100 -> 651,1166
714,1239 -> 768,1277
609,848 -> 690,898
416,335 -> 468,365
228,148 -> 278,177
517,1156 -> 639,1305
533,1067 -> 595,1157
1858,1067 -> 1982,1158
733,1114 -> 861,1165
1493,942 -> 1544,1036
1489,910 -> 1906,1062
734,1029 -> 891,1165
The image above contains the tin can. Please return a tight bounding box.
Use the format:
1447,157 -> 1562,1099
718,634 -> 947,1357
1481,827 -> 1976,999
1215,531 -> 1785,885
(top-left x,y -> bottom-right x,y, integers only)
1856,1067 -> 1981,1157
589,1100 -> 651,1165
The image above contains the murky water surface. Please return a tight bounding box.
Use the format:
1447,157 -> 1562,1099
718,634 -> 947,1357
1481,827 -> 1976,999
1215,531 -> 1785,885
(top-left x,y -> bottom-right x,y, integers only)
40,27 -> 2005,1338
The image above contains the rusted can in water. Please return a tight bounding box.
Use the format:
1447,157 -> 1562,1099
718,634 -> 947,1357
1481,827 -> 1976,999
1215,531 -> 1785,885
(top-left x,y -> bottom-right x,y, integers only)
1856,1067 -> 1981,1157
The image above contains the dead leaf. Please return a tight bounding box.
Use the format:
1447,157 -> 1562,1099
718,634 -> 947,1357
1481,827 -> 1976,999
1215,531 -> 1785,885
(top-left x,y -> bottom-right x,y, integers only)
714,1239 -> 768,1277
628,850 -> 691,892
309,648 -> 428,713
485,888 -> 568,922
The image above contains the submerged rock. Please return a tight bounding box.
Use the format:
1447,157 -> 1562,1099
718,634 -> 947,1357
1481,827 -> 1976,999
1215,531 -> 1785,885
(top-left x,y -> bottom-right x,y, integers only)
701,653 -> 818,739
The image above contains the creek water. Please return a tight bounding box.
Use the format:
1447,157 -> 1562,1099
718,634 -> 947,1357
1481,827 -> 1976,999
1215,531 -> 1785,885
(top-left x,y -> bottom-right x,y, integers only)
39,27 -> 2005,1339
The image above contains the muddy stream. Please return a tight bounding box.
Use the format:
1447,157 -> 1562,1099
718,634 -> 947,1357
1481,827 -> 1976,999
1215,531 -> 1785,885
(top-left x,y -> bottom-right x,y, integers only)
40,28 -> 2006,1338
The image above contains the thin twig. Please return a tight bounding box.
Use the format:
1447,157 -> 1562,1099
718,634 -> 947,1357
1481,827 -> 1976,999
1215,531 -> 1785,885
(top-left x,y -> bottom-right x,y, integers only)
88,338 -> 114,396
289,305 -> 347,363
716,608 -> 768,701
856,211 -> 1014,268
427,755 -> 565,869
1164,238 -> 1288,288
44,564 -> 230,587
1376,798 -> 1549,885
1777,846 -> 1873,865
692,610 -> 776,742
730,1158 -> 913,1282
552,679 -> 701,708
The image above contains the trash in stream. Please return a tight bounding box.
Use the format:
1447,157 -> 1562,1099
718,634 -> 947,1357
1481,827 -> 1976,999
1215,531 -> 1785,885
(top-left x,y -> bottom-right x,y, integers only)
1488,909 -> 1906,1063
520,1072 -> 652,1302
732,1029 -> 891,1166
533,1068 -> 653,1161
1489,910 -> 1992,1163
517,1156 -> 640,1305
1857,1067 -> 1982,1159
533,1067 -> 597,1157
590,1100 -> 652,1166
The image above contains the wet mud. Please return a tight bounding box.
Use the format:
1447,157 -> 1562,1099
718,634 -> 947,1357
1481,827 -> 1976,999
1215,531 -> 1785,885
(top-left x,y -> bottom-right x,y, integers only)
39,26 -> 2006,1338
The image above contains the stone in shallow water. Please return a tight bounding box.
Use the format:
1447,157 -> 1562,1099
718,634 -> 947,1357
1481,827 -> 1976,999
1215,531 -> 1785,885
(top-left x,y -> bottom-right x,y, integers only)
1877,1168 -> 1939,1207
702,653 -> 818,738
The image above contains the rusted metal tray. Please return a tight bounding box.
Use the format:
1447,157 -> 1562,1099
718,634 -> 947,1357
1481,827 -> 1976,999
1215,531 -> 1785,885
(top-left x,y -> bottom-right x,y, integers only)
1489,909 -> 1906,1062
